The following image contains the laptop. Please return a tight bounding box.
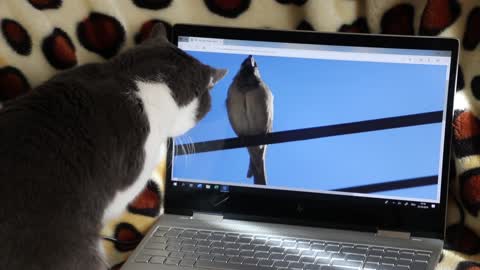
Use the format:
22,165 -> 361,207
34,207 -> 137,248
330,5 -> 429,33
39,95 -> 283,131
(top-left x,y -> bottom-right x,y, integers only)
121,24 -> 459,270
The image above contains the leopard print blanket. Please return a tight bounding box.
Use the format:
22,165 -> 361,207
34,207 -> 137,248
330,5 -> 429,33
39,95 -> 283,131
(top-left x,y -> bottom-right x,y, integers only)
0,0 -> 479,269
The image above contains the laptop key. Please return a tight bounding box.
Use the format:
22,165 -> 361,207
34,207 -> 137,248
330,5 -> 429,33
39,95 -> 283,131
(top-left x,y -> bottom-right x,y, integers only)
198,240 -> 212,247
288,262 -> 304,269
214,255 -> 229,263
345,254 -> 365,262
164,258 -> 181,265
255,252 -> 270,259
181,245 -> 196,252
183,253 -> 199,260
166,245 -> 181,251
252,239 -> 267,245
141,249 -> 169,257
379,265 -> 394,270
311,244 -> 325,251
197,247 -> 210,254
225,249 -> 240,256
150,237 -> 168,243
411,262 -> 428,270
368,250 -> 384,257
255,245 -> 270,252
240,250 -> 255,257
315,251 -> 331,259
211,248 -> 224,255
244,258 -> 260,265
228,257 -> 244,264
363,263 -> 379,270
381,258 -> 397,265
285,255 -> 301,262
300,256 -> 315,263
259,259 -> 275,267
267,240 -> 282,246
331,260 -> 362,268
270,247 -> 285,253
285,249 -> 301,255
238,238 -> 252,244
145,243 -> 167,250
302,250 -> 316,257
414,254 -> 430,262
135,255 -> 151,263
169,251 -> 184,258
211,242 -> 225,248
342,247 -> 368,255
366,256 -> 381,264
180,259 -> 196,267
298,243 -> 311,249
240,244 -> 256,251
195,260 -> 274,270
226,243 -> 241,250
270,253 -> 286,261
325,245 -> 341,253
149,256 -> 165,264
199,254 -> 215,261
397,259 -> 412,266
305,264 -> 321,270
224,236 -> 238,243
274,261 -> 290,268
315,258 -> 330,266
394,266 -> 409,270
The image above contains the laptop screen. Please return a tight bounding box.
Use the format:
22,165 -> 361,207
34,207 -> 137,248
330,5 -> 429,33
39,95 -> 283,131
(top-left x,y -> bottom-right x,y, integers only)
172,35 -> 452,210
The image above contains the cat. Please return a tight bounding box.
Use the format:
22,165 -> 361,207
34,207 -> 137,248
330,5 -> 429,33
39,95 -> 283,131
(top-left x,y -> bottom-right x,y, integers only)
0,24 -> 227,270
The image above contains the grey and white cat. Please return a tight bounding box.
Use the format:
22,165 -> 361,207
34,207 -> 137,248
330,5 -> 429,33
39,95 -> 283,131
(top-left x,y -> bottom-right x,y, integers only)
0,24 -> 226,270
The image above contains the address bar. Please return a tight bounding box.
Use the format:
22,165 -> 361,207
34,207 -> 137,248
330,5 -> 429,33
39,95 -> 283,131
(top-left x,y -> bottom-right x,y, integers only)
179,43 -> 450,65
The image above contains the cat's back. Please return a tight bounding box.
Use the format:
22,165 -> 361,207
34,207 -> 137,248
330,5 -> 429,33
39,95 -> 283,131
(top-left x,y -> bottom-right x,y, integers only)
0,65 -> 142,270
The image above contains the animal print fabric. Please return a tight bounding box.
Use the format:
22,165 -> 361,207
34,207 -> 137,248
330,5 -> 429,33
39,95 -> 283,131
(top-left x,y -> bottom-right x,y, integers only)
0,0 -> 479,268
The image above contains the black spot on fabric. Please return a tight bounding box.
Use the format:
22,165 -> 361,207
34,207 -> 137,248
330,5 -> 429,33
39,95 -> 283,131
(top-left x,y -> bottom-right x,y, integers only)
420,0 -> 460,36
275,0 -> 307,6
27,0 -> 62,10
338,17 -> 370,33
381,4 -> 415,35
1,19 -> 32,56
204,0 -> 251,18
445,223 -> 480,254
135,19 -> 172,44
472,76 -> 480,100
456,260 -> 480,270
132,0 -> 172,10
296,20 -> 314,31
76,12 -> 125,59
457,66 -> 464,91
42,28 -> 77,70
0,66 -> 30,101
463,7 -> 480,50
112,223 -> 144,252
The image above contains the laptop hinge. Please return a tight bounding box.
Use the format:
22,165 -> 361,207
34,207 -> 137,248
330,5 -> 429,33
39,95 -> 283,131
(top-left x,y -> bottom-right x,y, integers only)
376,230 -> 411,240
192,212 -> 224,222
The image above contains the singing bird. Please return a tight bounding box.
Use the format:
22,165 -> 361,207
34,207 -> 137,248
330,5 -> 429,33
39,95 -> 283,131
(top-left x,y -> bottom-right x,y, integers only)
226,55 -> 274,185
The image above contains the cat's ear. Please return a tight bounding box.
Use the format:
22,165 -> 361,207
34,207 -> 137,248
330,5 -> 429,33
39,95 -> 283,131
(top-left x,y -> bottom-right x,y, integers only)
149,23 -> 168,41
208,68 -> 228,89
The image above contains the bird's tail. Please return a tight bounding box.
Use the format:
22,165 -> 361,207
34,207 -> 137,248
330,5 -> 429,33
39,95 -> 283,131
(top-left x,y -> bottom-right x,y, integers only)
247,146 -> 267,185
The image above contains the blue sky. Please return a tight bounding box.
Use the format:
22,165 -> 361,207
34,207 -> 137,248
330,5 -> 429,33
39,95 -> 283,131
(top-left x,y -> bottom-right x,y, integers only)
173,51 -> 448,201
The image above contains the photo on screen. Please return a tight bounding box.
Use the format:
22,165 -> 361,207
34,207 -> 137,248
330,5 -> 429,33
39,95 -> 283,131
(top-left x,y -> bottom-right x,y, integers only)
172,49 -> 448,202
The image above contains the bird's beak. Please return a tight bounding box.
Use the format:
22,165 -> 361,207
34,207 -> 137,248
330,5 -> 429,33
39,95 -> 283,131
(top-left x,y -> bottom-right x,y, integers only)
249,55 -> 256,67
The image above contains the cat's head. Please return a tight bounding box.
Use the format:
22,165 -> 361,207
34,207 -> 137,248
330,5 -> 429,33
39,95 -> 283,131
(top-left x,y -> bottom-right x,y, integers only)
112,24 -> 227,136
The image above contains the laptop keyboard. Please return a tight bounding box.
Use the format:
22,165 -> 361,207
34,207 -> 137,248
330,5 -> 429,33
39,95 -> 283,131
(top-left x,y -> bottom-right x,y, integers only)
134,226 -> 432,270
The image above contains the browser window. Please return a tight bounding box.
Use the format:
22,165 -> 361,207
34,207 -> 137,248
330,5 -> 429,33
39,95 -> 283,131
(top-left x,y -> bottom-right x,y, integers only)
173,36 -> 452,206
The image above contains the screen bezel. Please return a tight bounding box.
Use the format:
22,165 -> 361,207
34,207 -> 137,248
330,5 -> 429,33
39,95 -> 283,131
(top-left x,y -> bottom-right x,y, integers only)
167,24 -> 459,239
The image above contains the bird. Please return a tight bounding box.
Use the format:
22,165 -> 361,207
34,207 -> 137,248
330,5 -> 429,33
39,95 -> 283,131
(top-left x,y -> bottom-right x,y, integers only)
226,55 -> 274,185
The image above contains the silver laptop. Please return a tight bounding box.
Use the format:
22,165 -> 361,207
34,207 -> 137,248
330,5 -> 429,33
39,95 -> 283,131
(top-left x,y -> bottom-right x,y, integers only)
121,24 -> 459,270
